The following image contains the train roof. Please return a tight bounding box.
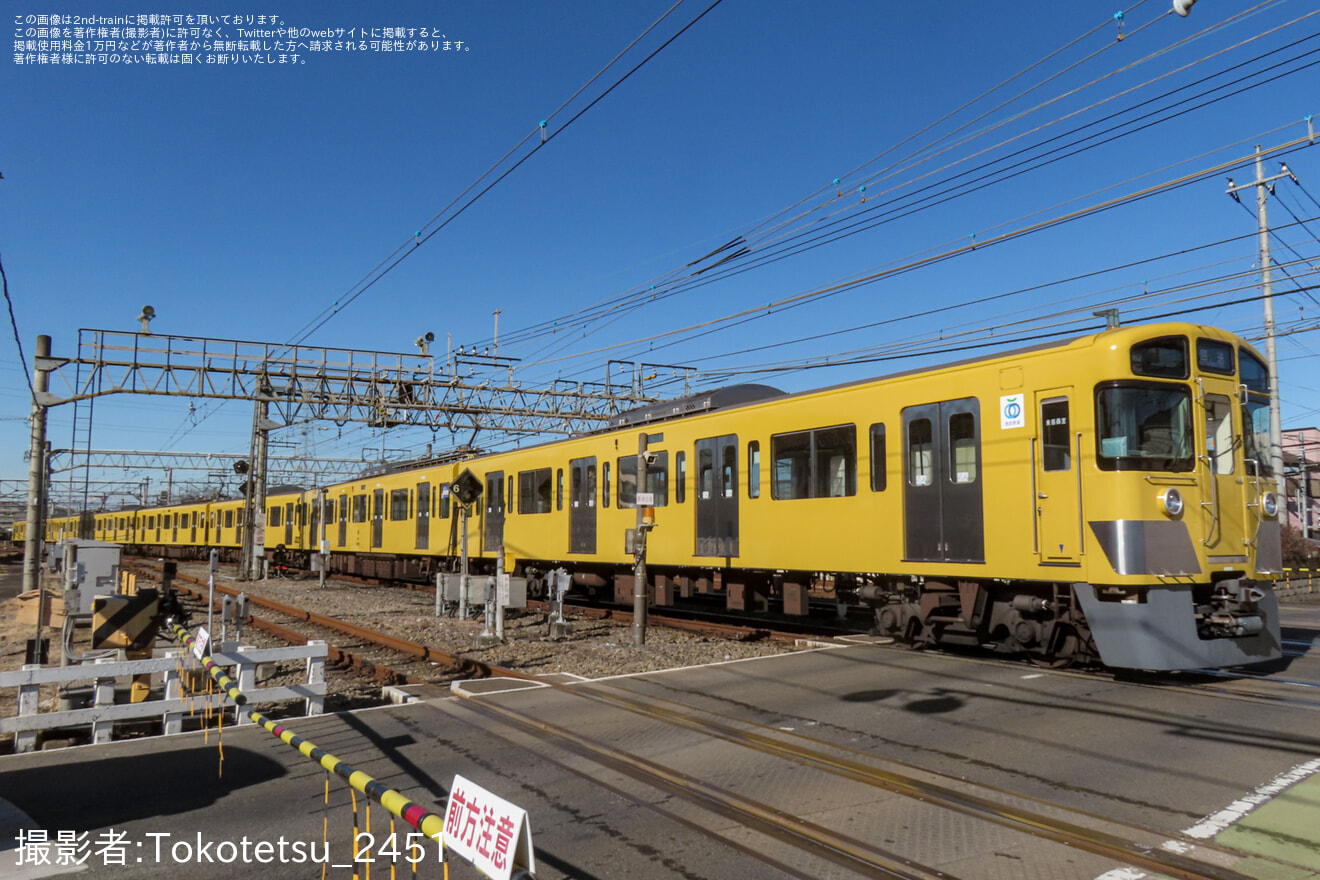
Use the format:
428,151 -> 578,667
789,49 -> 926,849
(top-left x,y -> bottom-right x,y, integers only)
604,384 -> 786,431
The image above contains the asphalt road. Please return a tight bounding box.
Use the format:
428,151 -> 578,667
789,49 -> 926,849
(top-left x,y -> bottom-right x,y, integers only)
3,624 -> 1318,880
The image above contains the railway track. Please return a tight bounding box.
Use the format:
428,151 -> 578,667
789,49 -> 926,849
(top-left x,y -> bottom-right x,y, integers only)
125,561 -> 1282,880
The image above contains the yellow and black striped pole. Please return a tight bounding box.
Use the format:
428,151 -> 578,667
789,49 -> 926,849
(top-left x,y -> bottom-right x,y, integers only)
166,623 -> 447,843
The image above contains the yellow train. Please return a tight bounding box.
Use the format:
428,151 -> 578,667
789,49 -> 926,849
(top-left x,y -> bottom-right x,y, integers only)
25,321 -> 1284,670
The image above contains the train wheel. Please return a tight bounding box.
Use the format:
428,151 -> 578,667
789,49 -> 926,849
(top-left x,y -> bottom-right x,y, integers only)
1029,624 -> 1081,669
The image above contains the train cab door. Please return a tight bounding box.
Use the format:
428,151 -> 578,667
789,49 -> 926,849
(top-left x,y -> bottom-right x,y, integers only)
1033,391 -> 1081,565
695,435 -> 739,557
416,482 -> 430,550
902,399 -> 985,562
484,471 -> 505,553
372,489 -> 384,549
1202,391 -> 1249,558
569,457 -> 597,554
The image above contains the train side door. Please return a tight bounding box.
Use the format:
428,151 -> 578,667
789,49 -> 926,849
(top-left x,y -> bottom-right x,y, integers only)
372,489 -> 384,549
484,471 -> 505,553
285,502 -> 295,547
1202,392 -> 1249,558
416,482 -> 430,550
1034,391 -> 1081,564
569,457 -> 597,554
695,434 -> 739,557
902,399 -> 985,562
338,494 -> 348,547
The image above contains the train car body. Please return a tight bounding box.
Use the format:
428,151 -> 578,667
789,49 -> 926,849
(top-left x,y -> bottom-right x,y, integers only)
434,321 -> 1284,671
52,321 -> 1283,671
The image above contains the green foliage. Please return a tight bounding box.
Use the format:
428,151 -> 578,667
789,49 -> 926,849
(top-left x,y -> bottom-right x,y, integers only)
1281,525 -> 1320,570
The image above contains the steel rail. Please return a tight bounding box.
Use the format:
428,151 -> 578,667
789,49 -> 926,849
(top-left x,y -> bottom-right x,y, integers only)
164,622 -> 450,845
166,580 -> 426,686
138,563 -> 1264,880
557,682 -> 1259,880
455,696 -> 949,880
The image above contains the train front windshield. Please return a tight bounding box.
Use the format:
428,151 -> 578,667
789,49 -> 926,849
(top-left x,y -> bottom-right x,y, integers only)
1242,397 -> 1273,477
1095,384 -> 1194,472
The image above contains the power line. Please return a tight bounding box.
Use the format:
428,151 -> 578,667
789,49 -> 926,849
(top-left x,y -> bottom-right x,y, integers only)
486,3 -> 1316,360
285,0 -> 728,347
0,251 -> 32,397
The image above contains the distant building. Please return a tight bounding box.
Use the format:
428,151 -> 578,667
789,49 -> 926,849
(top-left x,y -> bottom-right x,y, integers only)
1283,426 -> 1320,541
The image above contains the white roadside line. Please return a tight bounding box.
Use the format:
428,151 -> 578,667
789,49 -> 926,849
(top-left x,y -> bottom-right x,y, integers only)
1093,755 -> 1320,880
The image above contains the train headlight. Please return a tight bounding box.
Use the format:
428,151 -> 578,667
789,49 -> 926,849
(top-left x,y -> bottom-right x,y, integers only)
1159,487 -> 1184,518
1261,492 -> 1279,518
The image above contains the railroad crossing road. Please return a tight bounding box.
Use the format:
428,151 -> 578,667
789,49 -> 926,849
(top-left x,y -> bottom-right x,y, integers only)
2,643 -> 1318,879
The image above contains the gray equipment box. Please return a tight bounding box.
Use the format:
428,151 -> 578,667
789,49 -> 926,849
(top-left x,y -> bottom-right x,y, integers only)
59,539 -> 123,614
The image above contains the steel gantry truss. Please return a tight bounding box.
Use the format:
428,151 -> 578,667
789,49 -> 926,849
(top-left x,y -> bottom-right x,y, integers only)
35,329 -> 675,433
24,329 -> 688,585
47,449 -> 375,481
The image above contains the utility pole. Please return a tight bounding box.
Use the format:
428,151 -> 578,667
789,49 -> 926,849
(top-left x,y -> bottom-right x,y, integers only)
23,336 -> 52,664
241,398 -> 274,581
23,336 -> 51,597
633,433 -> 656,647
1227,146 -> 1295,508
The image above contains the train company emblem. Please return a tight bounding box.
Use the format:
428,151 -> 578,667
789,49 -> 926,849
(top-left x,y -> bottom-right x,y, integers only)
1000,394 -> 1025,430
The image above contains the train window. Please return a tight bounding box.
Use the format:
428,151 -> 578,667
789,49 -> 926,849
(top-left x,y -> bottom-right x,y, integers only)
587,464 -> 597,508
816,427 -> 855,497
508,476 -> 515,514
908,419 -> 933,486
390,489 -> 409,521
675,452 -> 685,504
556,469 -> 564,511
602,462 -> 611,508
1242,396 -> 1273,477
772,431 -> 810,499
1204,395 -> 1235,475
237,509 -> 244,528
773,425 -> 856,499
323,499 -> 335,524
748,442 -> 760,498
1240,349 -> 1269,394
1041,400 -> 1071,471
1130,336 -> 1188,379
1095,382 -> 1194,472
698,447 -> 714,499
869,424 -> 886,491
1197,339 -> 1234,375
618,456 -> 636,507
439,484 -> 451,519
518,468 -> 553,514
570,467 -> 581,511
287,503 -> 295,526
617,453 -> 669,508
268,506 -> 281,527
352,495 -> 367,522
416,483 -> 429,522
948,414 -> 978,483
722,444 -> 737,499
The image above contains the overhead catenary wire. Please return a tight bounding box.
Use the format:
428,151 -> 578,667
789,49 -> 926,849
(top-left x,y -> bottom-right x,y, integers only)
285,0 -> 729,348
0,251 -> 33,398
159,1 -> 725,455
514,136 -> 1319,378
485,2 -> 1312,360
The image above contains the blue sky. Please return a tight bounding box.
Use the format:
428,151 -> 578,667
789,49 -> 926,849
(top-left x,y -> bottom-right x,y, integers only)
4,1 -> 1320,506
